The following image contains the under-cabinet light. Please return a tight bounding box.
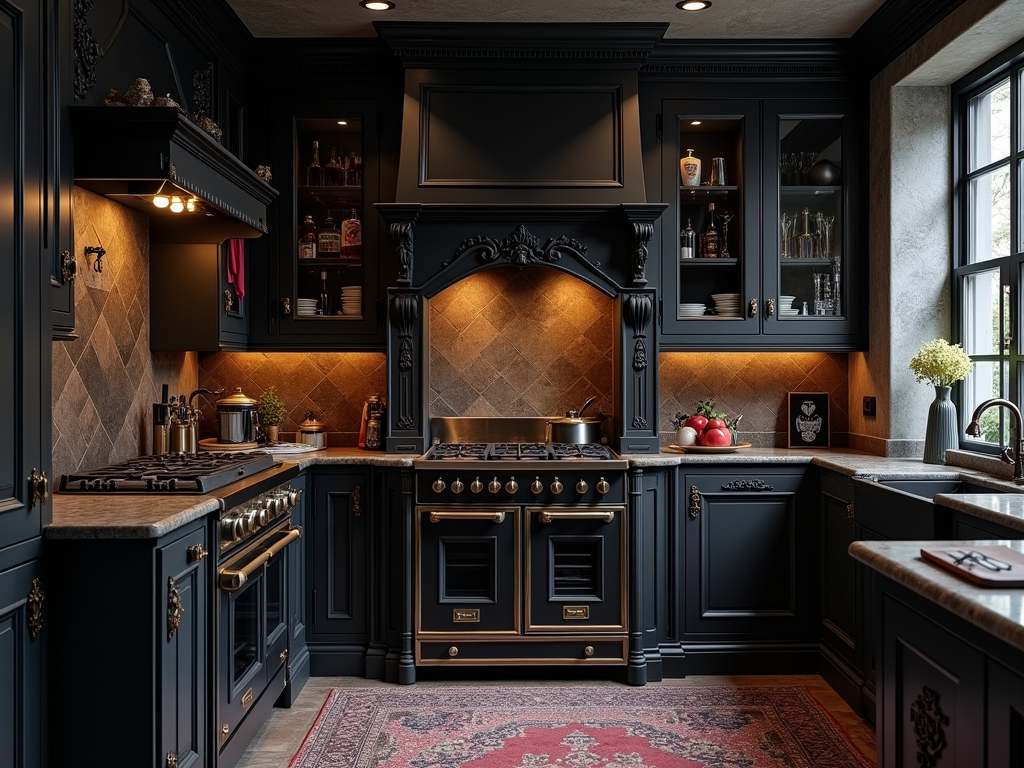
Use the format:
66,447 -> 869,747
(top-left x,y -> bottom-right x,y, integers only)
690,121 -> 702,125
359,0 -> 395,10
169,196 -> 184,213
153,195 -> 170,208
677,1 -> 712,9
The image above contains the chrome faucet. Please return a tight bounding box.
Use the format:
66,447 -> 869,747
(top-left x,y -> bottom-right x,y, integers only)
965,398 -> 1024,484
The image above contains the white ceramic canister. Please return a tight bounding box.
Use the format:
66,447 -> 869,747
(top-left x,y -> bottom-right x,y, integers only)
680,149 -> 701,187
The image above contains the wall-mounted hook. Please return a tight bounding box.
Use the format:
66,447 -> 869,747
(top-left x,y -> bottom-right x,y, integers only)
85,245 -> 106,273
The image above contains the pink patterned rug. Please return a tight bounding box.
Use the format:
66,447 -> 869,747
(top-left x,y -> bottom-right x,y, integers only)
288,684 -> 874,768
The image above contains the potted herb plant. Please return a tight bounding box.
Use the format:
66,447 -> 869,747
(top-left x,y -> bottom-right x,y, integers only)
909,338 -> 973,464
257,386 -> 287,443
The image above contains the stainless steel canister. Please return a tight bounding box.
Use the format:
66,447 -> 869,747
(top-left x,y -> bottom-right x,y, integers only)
216,388 -> 260,444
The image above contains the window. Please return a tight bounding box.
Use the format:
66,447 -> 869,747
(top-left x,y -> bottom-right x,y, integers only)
953,43 -> 1023,454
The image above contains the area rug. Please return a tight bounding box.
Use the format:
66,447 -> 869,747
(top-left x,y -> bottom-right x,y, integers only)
288,684 -> 874,768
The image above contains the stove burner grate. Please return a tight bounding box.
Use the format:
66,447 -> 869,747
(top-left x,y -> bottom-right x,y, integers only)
424,442 -> 617,461
58,451 -> 279,494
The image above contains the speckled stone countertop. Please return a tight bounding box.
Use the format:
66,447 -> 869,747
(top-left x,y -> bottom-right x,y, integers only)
850,539 -> 1024,654
934,493 -> 1024,534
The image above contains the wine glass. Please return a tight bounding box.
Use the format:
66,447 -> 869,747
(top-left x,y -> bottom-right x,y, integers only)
717,209 -> 735,258
780,213 -> 795,259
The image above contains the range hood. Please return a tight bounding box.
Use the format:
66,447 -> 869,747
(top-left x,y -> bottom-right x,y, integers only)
70,107 -> 277,244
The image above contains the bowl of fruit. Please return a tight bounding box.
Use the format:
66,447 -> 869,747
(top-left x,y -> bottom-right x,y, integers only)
670,399 -> 751,453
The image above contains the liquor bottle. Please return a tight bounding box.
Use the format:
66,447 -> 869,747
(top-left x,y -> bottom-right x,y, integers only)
324,146 -> 342,186
680,219 -> 696,260
318,269 -> 332,315
341,208 -> 361,257
305,141 -> 323,186
318,213 -> 341,256
298,215 -> 318,259
700,203 -> 719,258
679,148 -> 701,187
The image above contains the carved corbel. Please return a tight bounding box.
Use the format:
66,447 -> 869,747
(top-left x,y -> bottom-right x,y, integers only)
630,221 -> 654,285
392,222 -> 415,285
389,294 -> 420,430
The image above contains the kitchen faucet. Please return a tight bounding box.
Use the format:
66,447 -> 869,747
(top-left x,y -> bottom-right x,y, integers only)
965,398 -> 1024,484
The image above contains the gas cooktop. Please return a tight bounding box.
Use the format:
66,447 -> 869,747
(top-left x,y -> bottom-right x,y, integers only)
58,451 -> 279,493
423,442 -> 617,461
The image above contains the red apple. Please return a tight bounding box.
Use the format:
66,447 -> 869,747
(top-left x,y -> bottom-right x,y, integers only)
699,427 -> 732,446
685,415 -> 708,432
705,418 -> 727,431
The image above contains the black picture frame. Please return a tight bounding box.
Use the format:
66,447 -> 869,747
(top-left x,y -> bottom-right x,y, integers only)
788,392 -> 830,448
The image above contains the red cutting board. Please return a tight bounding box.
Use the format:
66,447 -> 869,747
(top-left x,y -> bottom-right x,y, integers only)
920,545 -> 1024,587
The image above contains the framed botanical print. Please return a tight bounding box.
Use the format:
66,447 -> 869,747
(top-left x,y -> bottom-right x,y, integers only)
788,392 -> 830,448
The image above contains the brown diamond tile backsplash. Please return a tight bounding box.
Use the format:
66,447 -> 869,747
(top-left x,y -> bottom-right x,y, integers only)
52,188 -> 199,478
659,351 -> 849,447
429,267 -> 616,418
197,352 -> 387,445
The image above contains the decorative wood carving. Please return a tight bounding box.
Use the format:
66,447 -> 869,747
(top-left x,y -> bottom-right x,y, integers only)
27,578 -> 44,640
910,686 -> 949,767
390,294 -> 419,430
391,222 -> 414,285
192,64 -> 213,119
351,485 -> 363,516
623,293 -> 652,372
446,224 -> 586,270
721,479 -> 774,492
73,0 -> 101,102
167,576 -> 183,641
630,221 -> 653,285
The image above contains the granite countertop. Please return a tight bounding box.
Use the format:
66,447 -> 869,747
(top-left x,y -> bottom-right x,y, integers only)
934,493 -> 1024,534
850,539 -> 1024,654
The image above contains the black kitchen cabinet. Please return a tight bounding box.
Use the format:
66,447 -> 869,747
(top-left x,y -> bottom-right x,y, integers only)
654,95 -> 863,350
948,509 -> 1022,540
679,466 -> 817,672
248,100 -> 388,349
279,471 -> 310,706
49,0 -> 76,340
48,519 -> 210,768
308,467 -> 371,673
0,558 -> 45,768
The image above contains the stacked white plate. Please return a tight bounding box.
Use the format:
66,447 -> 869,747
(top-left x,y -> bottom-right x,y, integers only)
711,293 -> 741,317
679,303 -> 706,317
340,286 -> 362,316
778,294 -> 799,317
296,298 -> 318,317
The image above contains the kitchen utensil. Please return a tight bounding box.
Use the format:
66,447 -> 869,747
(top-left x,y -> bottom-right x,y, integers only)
547,396 -> 602,444
216,387 -> 261,444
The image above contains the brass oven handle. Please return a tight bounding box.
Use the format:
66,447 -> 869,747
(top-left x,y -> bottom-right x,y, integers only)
538,509 -> 615,523
219,526 -> 302,591
429,510 -> 505,523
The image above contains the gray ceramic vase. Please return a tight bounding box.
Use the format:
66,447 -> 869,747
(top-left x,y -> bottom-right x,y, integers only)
923,385 -> 959,464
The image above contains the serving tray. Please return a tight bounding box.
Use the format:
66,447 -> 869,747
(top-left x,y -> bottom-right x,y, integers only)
667,442 -> 752,454
920,545 -> 1024,587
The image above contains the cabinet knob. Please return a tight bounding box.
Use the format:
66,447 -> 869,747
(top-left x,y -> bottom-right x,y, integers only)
596,477 -> 610,495
845,502 -> 855,526
166,752 -> 178,768
281,297 -> 292,315
187,544 -> 208,562
432,477 -> 446,493
448,646 -> 459,658
28,468 -> 48,508
748,298 -> 758,317
575,479 -> 588,494
223,289 -> 235,314
583,645 -> 595,657
60,250 -> 77,283
766,297 -> 776,316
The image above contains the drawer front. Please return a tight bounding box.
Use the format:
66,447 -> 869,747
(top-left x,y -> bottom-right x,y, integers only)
417,637 -> 628,666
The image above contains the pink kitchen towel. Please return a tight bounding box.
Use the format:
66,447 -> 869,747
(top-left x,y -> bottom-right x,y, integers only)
227,239 -> 245,299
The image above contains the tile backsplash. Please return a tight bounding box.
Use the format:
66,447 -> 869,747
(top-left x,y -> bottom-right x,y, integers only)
52,188 -> 198,477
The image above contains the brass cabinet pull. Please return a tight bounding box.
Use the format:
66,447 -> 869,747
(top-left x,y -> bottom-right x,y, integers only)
220,725 -> 230,744
167,576 -> 183,640
448,646 -> 459,657
223,289 -> 234,314
721,479 -> 774,492
538,509 -> 615,523
766,297 -> 776,316
60,250 -> 77,283
584,645 -> 595,657
351,485 -> 362,516
28,468 -> 48,508
846,502 -> 855,526
748,298 -> 758,317
689,485 -> 701,518
166,753 -> 178,768
27,578 -> 44,640
187,544 -> 208,562
429,510 -> 506,523
281,297 -> 291,315
218,527 -> 302,591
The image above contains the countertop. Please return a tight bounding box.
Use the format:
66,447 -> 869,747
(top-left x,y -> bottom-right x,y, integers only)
47,445 -> 1024,540
850,538 -> 1024,654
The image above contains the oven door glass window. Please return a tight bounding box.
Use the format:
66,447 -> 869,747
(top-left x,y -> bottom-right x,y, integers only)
230,572 -> 264,688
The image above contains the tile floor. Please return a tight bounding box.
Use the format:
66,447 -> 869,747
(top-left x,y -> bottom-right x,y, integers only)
233,674 -> 877,767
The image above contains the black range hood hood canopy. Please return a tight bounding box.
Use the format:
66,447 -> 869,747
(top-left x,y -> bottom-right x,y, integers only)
70,107 -> 277,244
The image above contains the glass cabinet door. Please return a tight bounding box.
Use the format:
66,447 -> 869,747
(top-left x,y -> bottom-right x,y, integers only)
762,101 -> 861,342
660,100 -> 760,339
276,105 -> 380,340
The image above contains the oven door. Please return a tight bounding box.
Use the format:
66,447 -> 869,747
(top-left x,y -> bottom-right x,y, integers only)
525,505 -> 627,632
416,506 -> 520,634
217,521 -> 300,747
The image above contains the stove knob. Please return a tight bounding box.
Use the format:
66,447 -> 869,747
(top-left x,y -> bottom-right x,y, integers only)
431,477 -> 446,493
233,517 -> 246,540
244,510 -> 258,533
221,518 -> 239,543
550,477 -> 563,495
575,479 -> 588,494
471,477 -> 483,494
258,505 -> 271,526
530,477 -> 544,495
488,477 -> 501,494
288,487 -> 302,506
505,477 -> 518,494
596,477 -> 610,495
451,478 -> 464,494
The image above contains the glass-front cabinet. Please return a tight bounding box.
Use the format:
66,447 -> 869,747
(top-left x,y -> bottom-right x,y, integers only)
659,97 -> 862,349
265,103 -> 382,344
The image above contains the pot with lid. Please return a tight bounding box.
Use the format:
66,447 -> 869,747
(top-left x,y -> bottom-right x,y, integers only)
547,396 -> 603,444
216,387 -> 260,444
297,412 -> 327,449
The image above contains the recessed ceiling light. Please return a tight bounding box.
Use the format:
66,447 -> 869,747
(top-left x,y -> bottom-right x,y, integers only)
360,0 -> 395,9
677,0 -> 712,9
690,120 -> 702,125
337,120 -> 348,125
